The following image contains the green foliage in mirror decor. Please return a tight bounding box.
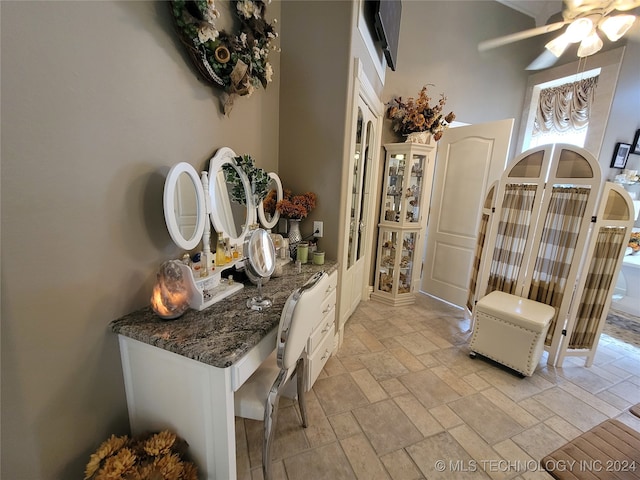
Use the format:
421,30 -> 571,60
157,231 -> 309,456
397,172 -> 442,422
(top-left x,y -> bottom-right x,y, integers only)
223,154 -> 270,206
169,0 -> 279,114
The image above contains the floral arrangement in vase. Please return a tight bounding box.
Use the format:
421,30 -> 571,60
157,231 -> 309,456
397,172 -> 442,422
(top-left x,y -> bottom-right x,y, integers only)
386,85 -> 455,141
276,190 -> 317,219
170,0 -> 279,114
84,430 -> 198,480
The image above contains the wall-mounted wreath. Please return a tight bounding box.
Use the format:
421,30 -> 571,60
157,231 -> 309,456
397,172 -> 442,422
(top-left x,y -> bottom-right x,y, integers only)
170,0 -> 278,114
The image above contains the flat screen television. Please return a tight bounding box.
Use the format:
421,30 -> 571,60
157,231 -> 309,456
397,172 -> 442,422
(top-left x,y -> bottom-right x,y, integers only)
372,0 -> 402,71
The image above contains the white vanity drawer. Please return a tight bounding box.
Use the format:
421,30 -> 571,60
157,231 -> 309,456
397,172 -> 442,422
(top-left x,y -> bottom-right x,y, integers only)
307,326 -> 335,390
308,296 -> 336,352
231,329 -> 277,391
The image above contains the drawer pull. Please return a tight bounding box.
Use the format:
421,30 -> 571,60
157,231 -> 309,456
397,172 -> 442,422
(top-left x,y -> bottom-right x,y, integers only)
321,349 -> 330,360
325,285 -> 335,294
321,322 -> 332,334
322,304 -> 334,315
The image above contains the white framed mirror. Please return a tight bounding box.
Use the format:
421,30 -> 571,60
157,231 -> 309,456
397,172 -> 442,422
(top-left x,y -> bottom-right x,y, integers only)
257,172 -> 283,229
163,162 -> 207,251
209,147 -> 256,247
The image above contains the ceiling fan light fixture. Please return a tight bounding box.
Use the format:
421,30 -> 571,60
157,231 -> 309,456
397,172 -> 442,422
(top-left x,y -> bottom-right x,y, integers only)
577,31 -> 603,57
566,17 -> 594,42
599,14 -> 636,41
612,0 -> 640,11
545,33 -> 571,57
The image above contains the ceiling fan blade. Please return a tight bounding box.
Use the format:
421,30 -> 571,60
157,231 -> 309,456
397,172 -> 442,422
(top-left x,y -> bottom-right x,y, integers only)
478,21 -> 568,51
526,49 -> 561,70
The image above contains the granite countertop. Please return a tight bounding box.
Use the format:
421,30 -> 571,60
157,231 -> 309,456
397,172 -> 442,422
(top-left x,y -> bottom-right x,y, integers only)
110,260 -> 338,369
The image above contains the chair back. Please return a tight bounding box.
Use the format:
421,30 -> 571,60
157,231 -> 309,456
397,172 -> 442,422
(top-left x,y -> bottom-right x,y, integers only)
277,271 -> 328,370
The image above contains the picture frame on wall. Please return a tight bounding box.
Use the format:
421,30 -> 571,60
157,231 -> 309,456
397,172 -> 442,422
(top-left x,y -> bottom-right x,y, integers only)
633,129 -> 640,155
610,142 -> 631,168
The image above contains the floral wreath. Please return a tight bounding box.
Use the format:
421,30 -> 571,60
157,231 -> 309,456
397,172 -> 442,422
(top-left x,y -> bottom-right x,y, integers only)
170,0 -> 278,114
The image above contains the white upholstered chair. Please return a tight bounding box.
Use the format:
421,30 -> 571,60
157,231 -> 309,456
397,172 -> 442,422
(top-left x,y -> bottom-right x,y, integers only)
234,271 -> 328,480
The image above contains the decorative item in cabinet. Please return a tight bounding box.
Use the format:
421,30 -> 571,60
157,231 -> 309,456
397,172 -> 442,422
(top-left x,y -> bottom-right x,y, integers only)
372,142 -> 437,306
372,228 -> 419,305
380,142 -> 435,227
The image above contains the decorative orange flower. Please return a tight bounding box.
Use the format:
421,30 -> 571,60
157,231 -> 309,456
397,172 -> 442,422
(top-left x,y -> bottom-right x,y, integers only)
276,190 -> 317,219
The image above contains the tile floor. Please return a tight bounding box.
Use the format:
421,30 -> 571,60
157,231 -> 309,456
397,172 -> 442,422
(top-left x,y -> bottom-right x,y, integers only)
235,294 -> 640,480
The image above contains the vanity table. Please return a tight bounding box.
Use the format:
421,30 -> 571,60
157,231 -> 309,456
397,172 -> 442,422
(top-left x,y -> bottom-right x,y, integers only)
110,260 -> 338,480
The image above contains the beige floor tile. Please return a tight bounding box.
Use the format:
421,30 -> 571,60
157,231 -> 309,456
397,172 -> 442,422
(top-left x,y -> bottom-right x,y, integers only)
399,369 -> 461,409
351,368 -> 388,403
542,415 -> 583,441
379,449 -> 424,480
380,377 -> 410,397
358,350 -> 410,381
481,388 -> 539,428
448,424 -> 511,480
355,329 -> 386,352
463,372 -> 492,391
322,356 -> 348,377
556,382 -> 622,418
448,393 -> 525,445
283,442 -> 356,480
352,398 -> 423,456
394,332 -> 440,355
328,412 -> 362,439
406,431 -> 491,479
532,387 -> 608,431
510,423 -> 570,460
340,433 -> 390,480
555,364 -> 617,393
304,390 -> 338,447
606,379 -> 640,403
313,373 -> 368,416
389,346 -> 426,372
394,393 -> 444,437
339,355 -> 366,372
431,364 -> 478,397
429,404 -> 464,429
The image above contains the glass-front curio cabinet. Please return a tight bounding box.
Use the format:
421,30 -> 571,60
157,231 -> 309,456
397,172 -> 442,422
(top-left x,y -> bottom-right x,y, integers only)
372,141 -> 436,305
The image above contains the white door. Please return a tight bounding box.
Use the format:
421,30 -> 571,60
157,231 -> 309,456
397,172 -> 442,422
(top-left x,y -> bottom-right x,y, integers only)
420,119 -> 513,307
341,96 -> 378,323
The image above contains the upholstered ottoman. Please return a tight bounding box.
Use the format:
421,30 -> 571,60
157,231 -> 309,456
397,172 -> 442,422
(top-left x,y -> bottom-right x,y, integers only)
469,291 -> 555,377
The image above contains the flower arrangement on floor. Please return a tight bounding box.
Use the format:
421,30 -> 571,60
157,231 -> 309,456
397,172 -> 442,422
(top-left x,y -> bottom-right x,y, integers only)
223,154 -> 270,206
84,430 -> 198,480
170,0 -> 279,114
276,190 -> 317,219
386,85 -> 456,141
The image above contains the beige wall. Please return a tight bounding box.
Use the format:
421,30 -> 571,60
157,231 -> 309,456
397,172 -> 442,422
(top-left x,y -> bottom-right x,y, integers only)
278,0 -> 353,261
1,1 -> 281,477
2,1 -> 638,479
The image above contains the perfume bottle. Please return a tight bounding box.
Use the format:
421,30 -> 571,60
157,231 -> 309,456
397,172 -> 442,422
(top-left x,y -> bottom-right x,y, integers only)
216,233 -> 226,266
224,237 -> 232,264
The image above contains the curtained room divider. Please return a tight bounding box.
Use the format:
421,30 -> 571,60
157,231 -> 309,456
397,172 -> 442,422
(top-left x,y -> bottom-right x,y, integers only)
467,144 -> 634,367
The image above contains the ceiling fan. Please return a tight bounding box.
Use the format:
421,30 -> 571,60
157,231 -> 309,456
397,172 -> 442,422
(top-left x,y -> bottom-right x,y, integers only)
478,0 -> 640,70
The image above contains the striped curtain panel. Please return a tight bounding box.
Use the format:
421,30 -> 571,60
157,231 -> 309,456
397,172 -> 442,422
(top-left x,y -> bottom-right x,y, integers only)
466,213 -> 489,312
486,184 -> 537,295
569,227 -> 628,349
528,187 -> 590,344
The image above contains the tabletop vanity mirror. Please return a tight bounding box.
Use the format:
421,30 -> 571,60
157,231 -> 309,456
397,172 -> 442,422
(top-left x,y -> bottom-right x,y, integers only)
242,228 -> 276,311
162,147 -> 285,313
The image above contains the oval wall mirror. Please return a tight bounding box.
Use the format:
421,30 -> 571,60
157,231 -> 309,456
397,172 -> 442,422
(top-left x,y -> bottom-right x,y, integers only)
257,172 -> 283,229
209,147 -> 256,247
163,162 -> 206,251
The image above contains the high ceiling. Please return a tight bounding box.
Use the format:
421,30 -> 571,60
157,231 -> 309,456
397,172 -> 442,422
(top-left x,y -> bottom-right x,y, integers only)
498,0 -> 563,25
